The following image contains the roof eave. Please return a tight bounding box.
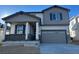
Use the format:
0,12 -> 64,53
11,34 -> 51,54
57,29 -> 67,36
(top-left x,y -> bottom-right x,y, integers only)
42,5 -> 70,12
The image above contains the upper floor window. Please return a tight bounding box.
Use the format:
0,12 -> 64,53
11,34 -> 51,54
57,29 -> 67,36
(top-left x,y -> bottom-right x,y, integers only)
59,13 -> 63,20
50,12 -> 63,20
50,13 -> 56,20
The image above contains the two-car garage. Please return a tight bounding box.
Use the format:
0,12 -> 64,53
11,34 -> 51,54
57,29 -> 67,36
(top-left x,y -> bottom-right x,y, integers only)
41,30 -> 67,43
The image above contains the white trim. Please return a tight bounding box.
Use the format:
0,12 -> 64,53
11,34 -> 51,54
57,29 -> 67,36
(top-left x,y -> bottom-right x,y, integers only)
36,22 -> 39,40
41,26 -> 68,30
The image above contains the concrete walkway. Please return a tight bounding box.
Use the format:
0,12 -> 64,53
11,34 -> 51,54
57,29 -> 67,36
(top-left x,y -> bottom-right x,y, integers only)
40,43 -> 79,54
0,45 -> 40,54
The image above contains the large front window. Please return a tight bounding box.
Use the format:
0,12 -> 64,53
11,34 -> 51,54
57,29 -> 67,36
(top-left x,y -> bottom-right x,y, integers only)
15,25 -> 25,34
50,12 -> 63,20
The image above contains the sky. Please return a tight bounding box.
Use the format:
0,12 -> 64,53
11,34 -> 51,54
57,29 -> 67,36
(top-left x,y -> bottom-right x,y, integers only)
0,5 -> 79,24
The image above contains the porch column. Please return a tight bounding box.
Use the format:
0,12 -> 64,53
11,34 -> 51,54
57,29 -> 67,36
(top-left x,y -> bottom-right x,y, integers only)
3,23 -> 7,40
10,24 -> 15,34
25,22 -> 29,40
36,22 -> 39,40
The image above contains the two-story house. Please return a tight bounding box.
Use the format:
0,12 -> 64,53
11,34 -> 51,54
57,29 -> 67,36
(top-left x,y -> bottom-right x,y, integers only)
2,5 -> 70,46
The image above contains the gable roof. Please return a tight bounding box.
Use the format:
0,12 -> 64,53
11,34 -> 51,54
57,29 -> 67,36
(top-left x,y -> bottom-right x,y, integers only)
2,5 -> 70,20
24,5 -> 70,13
42,5 -> 70,12
2,11 -> 41,20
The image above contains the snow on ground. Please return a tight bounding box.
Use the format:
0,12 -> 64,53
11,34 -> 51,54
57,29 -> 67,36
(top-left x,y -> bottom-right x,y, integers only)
40,43 -> 79,54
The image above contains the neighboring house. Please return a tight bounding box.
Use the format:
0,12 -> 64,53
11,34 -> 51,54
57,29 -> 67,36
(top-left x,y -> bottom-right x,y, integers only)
0,23 -> 4,42
2,5 -> 70,46
69,15 -> 79,42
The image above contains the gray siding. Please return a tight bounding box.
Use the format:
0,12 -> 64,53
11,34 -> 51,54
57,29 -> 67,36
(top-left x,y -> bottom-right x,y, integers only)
29,13 -> 44,25
43,8 -> 69,25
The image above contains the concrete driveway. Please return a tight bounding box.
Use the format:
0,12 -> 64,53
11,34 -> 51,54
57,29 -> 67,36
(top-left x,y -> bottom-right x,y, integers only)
40,43 -> 79,54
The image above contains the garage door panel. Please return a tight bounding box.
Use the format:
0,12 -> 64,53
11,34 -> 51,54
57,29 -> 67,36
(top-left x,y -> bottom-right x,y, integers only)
41,30 -> 66,43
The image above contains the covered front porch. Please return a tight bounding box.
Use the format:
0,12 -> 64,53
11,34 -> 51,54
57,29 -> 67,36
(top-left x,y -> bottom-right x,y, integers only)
3,22 -> 40,42
2,11 -> 41,46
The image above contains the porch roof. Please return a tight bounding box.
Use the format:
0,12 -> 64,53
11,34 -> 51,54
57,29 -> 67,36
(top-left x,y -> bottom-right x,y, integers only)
2,11 -> 41,23
2,11 -> 41,20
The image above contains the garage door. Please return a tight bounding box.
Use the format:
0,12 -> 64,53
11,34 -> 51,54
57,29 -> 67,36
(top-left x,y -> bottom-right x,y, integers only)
41,30 -> 67,43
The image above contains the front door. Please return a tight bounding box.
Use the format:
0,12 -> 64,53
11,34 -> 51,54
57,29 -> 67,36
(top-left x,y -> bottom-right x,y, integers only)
29,23 -> 36,40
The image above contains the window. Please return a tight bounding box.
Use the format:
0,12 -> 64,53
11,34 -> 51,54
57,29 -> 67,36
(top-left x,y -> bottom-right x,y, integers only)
59,13 -> 63,20
50,13 -> 56,20
50,13 -> 52,20
50,13 -> 63,20
52,13 -> 56,20
15,25 -> 25,34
